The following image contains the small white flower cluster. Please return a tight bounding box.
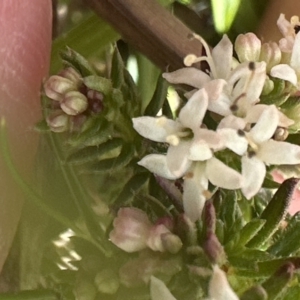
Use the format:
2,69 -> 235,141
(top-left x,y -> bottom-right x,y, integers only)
133,14 -> 300,222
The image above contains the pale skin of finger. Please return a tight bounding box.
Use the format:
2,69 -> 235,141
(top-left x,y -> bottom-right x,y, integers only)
257,0 -> 300,41
0,1 -> 52,272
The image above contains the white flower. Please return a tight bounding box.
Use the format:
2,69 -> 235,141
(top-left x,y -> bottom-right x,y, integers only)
110,208 -> 182,253
150,265 -> 239,300
133,89 -> 223,177
219,105 -> 300,199
277,14 -> 300,53
162,34 -> 233,89
110,207 -> 152,252
109,207 -> 153,252
270,15 -> 300,87
138,155 -> 243,222
162,33 -> 266,118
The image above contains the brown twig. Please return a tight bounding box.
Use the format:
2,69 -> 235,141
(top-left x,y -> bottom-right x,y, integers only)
83,0 -> 203,71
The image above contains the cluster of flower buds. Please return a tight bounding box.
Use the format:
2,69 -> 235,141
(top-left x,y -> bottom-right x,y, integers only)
44,67 -> 104,132
132,14 -> 300,222
109,207 -> 182,254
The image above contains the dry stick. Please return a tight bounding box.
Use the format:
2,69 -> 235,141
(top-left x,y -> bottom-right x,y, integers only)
83,0 -> 203,71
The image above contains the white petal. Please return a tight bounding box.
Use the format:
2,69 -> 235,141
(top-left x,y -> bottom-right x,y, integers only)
138,154 -> 179,180
241,155 -> 266,199
167,142 -> 192,177
212,34 -> 233,79
179,88 -> 208,130
195,128 -> 224,149
270,64 -> 298,85
133,117 -> 182,142
246,104 -> 294,127
205,79 -> 227,101
206,157 -> 243,189
277,14 -> 292,38
207,92 -> 232,116
249,105 -> 279,144
183,163 -> 208,222
258,140 -> 300,165
245,62 -> 266,104
209,265 -> 239,300
189,141 -> 213,161
150,277 -> 177,300
291,32 -> 300,71
218,115 -> 246,130
162,68 -> 211,89
218,128 -> 248,155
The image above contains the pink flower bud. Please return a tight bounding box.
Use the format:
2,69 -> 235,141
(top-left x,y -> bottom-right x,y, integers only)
109,208 -> 152,253
44,75 -> 77,101
60,91 -> 88,116
46,110 -> 69,132
260,42 -> 282,72
147,224 -> 172,252
58,67 -> 82,85
235,33 -> 261,63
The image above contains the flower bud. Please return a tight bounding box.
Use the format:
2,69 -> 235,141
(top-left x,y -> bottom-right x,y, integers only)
46,110 -> 69,132
235,33 -> 261,63
161,232 -> 182,254
260,42 -> 282,72
60,91 -> 88,116
147,224 -> 171,252
59,67 -> 82,85
44,75 -> 77,101
94,269 -> 119,294
109,207 -> 152,252
261,76 -> 274,95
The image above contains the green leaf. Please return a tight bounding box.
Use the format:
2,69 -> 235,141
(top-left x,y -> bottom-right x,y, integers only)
240,285 -> 267,300
267,212 -> 300,256
87,144 -> 135,172
136,53 -> 160,112
225,218 -> 266,253
211,0 -> 241,33
260,78 -> 287,106
66,138 -> 123,165
114,172 -> 150,205
68,119 -> 112,148
60,47 -> 96,77
144,77 -> 169,116
261,262 -> 294,300
83,76 -> 113,95
246,178 -> 299,249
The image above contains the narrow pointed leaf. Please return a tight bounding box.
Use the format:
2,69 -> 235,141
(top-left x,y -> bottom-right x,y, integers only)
111,48 -> 125,89
144,77 -> 168,116
228,219 -> 266,250
240,285 -> 267,300
88,144 -> 134,172
267,212 -> 300,256
60,47 -> 95,76
66,138 -> 123,164
246,178 -> 299,249
114,172 -> 150,205
83,76 -> 113,96
261,262 -> 294,300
